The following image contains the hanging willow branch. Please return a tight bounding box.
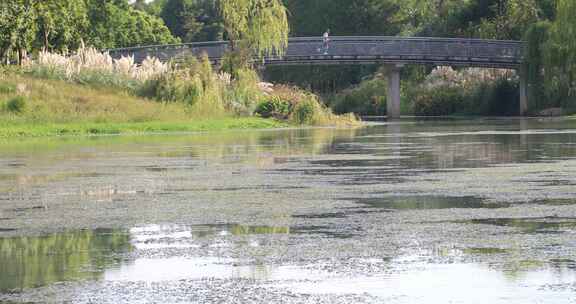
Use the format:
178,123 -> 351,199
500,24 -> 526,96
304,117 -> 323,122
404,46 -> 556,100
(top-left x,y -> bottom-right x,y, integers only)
219,0 -> 289,58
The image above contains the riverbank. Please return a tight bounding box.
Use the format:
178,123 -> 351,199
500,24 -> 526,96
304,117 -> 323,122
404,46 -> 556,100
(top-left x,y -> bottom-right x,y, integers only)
0,57 -> 358,139
0,72 -> 298,138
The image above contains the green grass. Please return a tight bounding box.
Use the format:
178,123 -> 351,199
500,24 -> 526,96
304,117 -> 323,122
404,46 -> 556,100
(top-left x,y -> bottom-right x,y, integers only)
0,118 -> 288,138
0,72 -> 291,138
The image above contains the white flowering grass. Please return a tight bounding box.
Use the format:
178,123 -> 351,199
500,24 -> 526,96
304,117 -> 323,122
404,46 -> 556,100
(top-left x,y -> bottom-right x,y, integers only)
29,48 -> 170,89
423,67 -> 518,90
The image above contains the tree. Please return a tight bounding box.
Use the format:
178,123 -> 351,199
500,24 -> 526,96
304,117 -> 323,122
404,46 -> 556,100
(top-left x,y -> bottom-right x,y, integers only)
160,0 -> 223,42
475,0 -> 540,40
524,21 -> 551,110
218,0 -> 289,58
390,0 -> 469,36
0,0 -> 37,64
545,0 -> 576,103
284,0 -> 400,37
34,0 -> 88,52
132,0 -> 148,11
85,0 -> 179,49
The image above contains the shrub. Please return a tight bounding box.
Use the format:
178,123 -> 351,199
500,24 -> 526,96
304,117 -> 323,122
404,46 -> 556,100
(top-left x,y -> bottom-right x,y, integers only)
331,77 -> 388,115
412,87 -> 464,116
228,68 -> 264,115
259,85 -> 359,126
255,96 -> 292,119
5,96 -> 27,114
291,97 -> 318,124
467,78 -> 519,116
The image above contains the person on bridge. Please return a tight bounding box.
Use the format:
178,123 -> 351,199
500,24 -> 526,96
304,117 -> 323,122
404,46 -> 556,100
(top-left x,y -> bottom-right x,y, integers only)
322,29 -> 330,55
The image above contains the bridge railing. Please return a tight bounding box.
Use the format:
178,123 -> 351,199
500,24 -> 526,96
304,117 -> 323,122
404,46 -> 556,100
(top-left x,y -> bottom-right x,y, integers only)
107,36 -> 525,68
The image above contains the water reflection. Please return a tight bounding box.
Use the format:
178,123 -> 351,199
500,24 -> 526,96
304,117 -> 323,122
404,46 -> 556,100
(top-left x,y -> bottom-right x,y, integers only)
0,229 -> 132,292
1,225 -> 575,302
284,258 -> 576,303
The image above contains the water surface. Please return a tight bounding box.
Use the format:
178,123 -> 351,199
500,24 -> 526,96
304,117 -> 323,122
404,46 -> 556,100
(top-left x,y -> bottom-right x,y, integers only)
1,118 -> 576,303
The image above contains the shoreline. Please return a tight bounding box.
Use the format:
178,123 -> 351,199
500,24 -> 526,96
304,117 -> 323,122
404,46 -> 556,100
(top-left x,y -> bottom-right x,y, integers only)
0,117 -> 290,139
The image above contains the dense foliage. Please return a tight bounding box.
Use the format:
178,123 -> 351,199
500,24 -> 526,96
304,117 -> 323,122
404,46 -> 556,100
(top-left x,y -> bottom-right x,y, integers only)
157,0 -> 223,42
218,0 -> 289,75
0,0 -> 178,63
409,67 -> 520,116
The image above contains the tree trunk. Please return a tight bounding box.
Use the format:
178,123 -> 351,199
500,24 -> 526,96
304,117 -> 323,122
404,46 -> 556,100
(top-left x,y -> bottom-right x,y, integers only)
17,48 -> 27,66
44,30 -> 50,51
0,48 -> 8,65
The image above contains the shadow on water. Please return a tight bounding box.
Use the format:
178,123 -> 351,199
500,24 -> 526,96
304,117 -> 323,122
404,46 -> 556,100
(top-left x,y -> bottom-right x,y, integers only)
354,195 -> 508,210
290,195 -> 501,222
460,216 -> 576,234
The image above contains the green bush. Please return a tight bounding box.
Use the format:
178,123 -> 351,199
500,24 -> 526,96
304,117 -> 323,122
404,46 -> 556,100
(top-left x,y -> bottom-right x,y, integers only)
412,87 -> 464,116
291,98 -> 317,124
5,96 -> 27,114
254,96 -> 292,119
467,79 -> 519,116
330,78 -> 388,115
411,78 -> 519,116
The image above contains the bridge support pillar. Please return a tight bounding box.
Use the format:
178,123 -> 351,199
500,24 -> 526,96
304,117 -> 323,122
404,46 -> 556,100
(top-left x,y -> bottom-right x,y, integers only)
386,64 -> 402,119
519,66 -> 528,116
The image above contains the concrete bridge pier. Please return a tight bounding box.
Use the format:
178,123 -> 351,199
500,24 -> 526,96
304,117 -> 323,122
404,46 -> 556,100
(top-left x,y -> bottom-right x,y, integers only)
386,64 -> 403,119
519,66 -> 528,116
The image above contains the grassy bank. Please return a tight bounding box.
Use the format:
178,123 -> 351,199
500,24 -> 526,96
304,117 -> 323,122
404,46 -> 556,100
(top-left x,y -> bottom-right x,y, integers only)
0,72 -> 289,138
0,48 -> 358,139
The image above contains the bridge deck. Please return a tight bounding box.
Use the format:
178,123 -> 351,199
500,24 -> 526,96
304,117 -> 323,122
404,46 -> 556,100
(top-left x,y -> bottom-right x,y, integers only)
108,36 -> 525,69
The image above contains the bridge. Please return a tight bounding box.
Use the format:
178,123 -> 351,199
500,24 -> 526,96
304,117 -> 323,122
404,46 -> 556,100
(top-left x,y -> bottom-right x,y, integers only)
108,36 -> 527,118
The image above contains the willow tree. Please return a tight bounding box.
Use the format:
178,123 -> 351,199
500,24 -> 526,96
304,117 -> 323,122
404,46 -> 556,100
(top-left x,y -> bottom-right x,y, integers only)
524,21 -> 551,110
543,0 -> 576,105
218,0 -> 289,70
475,0 -> 540,40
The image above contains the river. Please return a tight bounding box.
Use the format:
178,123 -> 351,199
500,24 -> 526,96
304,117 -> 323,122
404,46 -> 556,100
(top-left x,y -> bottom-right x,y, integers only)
1,118 -> 576,303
